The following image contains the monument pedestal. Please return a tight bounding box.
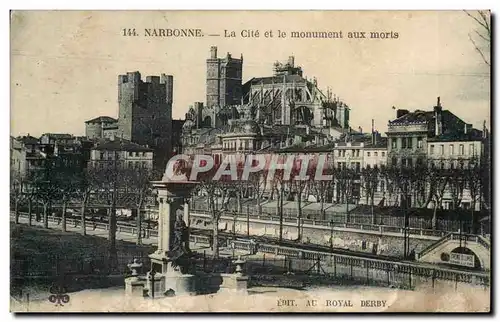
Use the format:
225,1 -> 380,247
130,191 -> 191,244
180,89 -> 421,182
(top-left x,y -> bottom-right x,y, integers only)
146,250 -> 196,297
219,274 -> 249,294
125,276 -> 146,297
218,256 -> 249,294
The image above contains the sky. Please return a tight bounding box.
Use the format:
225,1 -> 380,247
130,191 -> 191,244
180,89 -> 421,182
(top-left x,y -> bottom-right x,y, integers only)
10,10 -> 491,137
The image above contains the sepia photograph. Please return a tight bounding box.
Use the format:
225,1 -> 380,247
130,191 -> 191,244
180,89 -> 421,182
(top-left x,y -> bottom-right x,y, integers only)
9,10 -> 491,313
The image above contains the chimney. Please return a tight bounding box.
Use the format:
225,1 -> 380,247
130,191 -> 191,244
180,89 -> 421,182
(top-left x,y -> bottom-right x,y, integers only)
288,56 -> 295,67
464,123 -> 472,134
434,96 -> 443,136
396,109 -> 409,118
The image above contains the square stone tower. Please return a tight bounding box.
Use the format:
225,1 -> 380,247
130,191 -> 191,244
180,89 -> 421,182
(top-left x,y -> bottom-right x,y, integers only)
206,46 -> 243,112
117,71 -> 173,171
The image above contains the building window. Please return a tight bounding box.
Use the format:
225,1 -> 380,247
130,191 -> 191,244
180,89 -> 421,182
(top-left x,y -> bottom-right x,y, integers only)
440,144 -> 444,155
430,144 -> 434,155
338,150 -> 341,157
380,181 -> 385,193
342,150 -> 346,157
401,137 -> 407,149
367,152 -> 371,157
381,152 -> 385,157
408,158 -> 413,168
469,144 -> 474,155
407,137 -> 413,149
356,150 -> 360,157
449,144 -> 454,155
459,144 -> 464,155
417,137 -> 423,149
337,162 -> 342,169
391,157 -> 397,166
374,152 -> 378,157
391,139 -> 397,149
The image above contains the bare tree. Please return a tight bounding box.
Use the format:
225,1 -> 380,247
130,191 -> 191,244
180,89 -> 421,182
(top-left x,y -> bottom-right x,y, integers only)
309,154 -> 334,221
270,166 -> 287,242
289,158 -> 310,242
10,170 -> 25,225
464,156 -> 482,233
380,165 -> 400,208
334,166 -> 357,223
360,165 -> 380,224
248,167 -> 268,216
448,160 -> 467,210
125,167 -> 158,245
428,159 -> 450,229
31,156 -> 59,229
78,167 -> 100,236
464,10 -> 491,66
55,166 -> 84,232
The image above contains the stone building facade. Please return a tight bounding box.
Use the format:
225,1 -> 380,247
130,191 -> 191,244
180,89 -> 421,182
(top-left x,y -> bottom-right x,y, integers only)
85,116 -> 118,140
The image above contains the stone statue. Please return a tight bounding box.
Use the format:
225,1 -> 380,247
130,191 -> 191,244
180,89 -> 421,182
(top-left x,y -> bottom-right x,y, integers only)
168,211 -> 192,274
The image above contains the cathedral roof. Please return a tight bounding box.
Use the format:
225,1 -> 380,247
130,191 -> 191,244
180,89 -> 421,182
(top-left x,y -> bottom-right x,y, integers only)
243,74 -> 307,87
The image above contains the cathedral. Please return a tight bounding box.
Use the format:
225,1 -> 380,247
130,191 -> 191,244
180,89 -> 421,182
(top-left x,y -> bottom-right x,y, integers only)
181,46 -> 352,156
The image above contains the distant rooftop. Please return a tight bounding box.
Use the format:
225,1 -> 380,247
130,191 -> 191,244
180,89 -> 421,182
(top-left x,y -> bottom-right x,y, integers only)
41,133 -> 74,139
92,138 -> 153,152
85,116 -> 118,124
16,135 -> 39,145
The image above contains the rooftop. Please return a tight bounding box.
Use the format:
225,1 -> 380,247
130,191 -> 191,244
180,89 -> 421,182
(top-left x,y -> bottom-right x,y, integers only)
15,135 -> 39,145
92,138 -> 153,152
248,74 -> 306,85
388,110 -> 434,126
41,133 -> 74,139
428,129 -> 483,142
85,116 -> 118,124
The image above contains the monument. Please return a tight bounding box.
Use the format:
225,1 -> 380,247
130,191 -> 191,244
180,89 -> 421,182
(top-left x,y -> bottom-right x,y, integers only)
144,172 -> 197,297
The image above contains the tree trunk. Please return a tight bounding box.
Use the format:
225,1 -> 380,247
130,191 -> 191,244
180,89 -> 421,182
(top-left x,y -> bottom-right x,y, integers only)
81,202 -> 87,236
108,207 -> 117,272
279,188 -> 284,242
320,198 -> 325,221
256,189 -> 262,216
28,198 -> 32,226
212,215 -> 219,259
345,199 -> 349,224
237,190 -> 242,214
432,201 -> 438,230
62,200 -> 67,232
296,196 -> 302,242
371,196 -> 375,225
43,202 -> 48,229
136,206 -> 142,245
14,198 -> 20,224
471,200 -> 476,234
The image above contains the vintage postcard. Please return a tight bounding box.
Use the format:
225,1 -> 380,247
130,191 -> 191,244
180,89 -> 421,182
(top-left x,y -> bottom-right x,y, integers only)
9,10 -> 491,313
